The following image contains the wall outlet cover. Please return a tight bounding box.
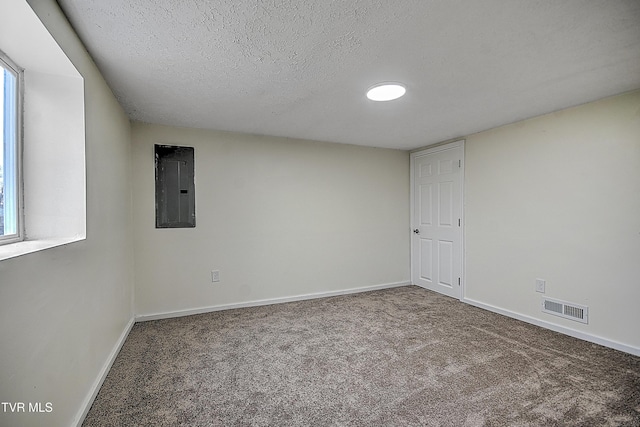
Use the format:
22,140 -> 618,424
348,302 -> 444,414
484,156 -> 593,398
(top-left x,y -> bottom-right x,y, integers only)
211,270 -> 220,282
535,278 -> 545,293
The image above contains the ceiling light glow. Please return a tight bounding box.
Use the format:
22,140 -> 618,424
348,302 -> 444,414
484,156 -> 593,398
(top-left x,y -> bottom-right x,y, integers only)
366,83 -> 406,101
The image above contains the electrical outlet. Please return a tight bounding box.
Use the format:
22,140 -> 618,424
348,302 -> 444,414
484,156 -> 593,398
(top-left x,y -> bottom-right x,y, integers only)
535,278 -> 545,293
211,270 -> 220,283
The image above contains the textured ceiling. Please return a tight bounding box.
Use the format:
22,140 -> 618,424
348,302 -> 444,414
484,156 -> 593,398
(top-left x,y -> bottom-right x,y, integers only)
57,0 -> 640,150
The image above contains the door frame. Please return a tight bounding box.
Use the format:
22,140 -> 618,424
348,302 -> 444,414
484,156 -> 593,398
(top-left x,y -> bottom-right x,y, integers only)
410,140 -> 465,300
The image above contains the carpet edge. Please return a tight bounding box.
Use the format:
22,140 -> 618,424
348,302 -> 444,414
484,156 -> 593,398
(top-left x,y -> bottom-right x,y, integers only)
135,281 -> 412,322
463,297 -> 640,357
73,316 -> 136,427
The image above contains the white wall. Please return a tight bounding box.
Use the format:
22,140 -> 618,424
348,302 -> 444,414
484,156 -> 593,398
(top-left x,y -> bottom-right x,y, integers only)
132,123 -> 410,317
23,70 -> 86,241
0,1 -> 134,426
464,90 -> 640,352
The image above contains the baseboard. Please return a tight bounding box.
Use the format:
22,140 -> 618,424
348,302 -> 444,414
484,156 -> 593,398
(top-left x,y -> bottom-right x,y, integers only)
136,281 -> 411,322
462,297 -> 640,357
73,316 -> 135,427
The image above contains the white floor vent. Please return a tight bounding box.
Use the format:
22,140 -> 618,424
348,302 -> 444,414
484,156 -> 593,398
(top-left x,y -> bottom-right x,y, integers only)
542,297 -> 589,324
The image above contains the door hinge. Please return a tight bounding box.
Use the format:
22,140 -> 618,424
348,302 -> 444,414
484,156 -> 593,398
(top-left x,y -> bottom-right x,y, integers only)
458,218 -> 461,227
458,277 -> 461,286
458,159 -> 461,168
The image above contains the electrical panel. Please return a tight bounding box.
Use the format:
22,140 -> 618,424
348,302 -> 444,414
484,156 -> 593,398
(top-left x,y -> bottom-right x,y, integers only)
155,144 -> 195,228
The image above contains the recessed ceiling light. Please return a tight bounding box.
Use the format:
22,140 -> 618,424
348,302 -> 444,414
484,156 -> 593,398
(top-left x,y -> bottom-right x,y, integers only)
366,83 -> 406,101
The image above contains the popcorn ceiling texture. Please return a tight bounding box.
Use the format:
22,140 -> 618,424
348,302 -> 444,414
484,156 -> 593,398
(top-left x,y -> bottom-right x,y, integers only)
82,286 -> 640,426
58,0 -> 640,149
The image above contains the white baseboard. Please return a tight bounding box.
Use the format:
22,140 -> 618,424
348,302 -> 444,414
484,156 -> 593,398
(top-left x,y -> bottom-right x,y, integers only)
73,316 -> 135,427
136,281 -> 411,322
462,297 -> 640,357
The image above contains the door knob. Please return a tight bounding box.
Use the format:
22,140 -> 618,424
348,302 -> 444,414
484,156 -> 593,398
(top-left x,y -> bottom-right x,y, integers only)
413,229 -> 420,234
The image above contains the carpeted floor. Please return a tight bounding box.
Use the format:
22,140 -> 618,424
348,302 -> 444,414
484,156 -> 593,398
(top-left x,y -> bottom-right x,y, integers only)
83,286 -> 640,426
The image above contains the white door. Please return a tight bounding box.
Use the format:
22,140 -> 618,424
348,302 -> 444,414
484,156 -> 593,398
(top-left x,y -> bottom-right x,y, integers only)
411,141 -> 463,299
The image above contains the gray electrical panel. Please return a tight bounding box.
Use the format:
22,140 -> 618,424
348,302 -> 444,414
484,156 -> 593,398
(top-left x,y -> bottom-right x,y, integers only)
155,144 -> 195,228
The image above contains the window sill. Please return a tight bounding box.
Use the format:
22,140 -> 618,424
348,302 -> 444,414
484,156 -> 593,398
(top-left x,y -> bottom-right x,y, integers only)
0,236 -> 85,262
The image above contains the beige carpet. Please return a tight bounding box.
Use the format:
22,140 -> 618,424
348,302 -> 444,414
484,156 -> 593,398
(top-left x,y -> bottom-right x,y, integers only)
83,286 -> 640,426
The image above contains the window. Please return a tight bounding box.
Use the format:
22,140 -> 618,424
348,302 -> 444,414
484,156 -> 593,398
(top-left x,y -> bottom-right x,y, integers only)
0,0 -> 85,261
0,52 -> 21,245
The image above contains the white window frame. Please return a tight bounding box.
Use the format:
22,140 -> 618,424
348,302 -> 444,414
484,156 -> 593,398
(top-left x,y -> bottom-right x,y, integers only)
0,50 -> 23,246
